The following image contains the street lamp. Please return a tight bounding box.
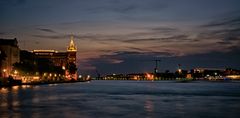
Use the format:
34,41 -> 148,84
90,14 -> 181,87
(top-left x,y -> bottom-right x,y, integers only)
62,66 -> 65,70
178,69 -> 182,73
79,75 -> 82,78
3,69 -> 6,77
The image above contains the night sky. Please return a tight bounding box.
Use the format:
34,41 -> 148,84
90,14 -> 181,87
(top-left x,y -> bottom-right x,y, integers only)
1,0 -> 240,76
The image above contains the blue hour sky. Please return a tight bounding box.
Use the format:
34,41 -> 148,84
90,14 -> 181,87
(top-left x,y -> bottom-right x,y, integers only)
1,0 -> 240,75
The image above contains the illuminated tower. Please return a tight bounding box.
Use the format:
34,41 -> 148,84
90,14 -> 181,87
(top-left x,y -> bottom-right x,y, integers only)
67,36 -> 77,80
67,36 -> 77,64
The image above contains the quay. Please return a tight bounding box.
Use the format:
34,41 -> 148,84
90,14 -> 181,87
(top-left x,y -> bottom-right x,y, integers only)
0,76 -> 91,88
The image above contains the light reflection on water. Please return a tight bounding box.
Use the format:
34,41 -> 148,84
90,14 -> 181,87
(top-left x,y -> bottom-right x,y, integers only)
1,81 -> 240,118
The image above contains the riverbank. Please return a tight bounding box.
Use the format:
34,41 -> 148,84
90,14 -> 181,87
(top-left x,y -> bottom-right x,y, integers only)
0,77 -> 90,88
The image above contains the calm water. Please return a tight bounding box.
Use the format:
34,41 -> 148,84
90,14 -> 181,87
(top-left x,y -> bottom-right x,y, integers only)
1,80 -> 240,118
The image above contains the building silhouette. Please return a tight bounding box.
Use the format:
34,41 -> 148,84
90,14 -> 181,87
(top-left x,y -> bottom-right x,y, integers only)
0,38 -> 20,77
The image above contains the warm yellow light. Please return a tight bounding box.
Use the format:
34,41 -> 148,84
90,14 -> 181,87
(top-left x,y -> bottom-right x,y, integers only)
3,69 -> 6,72
33,76 -> 40,80
133,76 -> 138,80
21,85 -> 29,89
62,66 -> 65,70
12,86 -> 19,90
33,50 -> 55,52
14,70 -> 18,74
226,75 -> 240,79
178,69 -> 182,73
22,79 -> 27,83
0,88 -> 8,94
186,74 -> 192,79
67,37 -> 77,51
146,73 -> 154,80
86,75 -> 91,80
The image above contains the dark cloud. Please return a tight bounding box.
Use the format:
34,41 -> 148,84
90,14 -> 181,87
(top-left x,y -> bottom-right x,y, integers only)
82,51 -> 154,75
35,41 -> 39,45
142,26 -> 179,35
151,27 -> 177,32
197,14 -> 240,48
111,51 -> 172,58
230,28 -> 240,32
31,34 -> 95,40
87,0 -> 167,14
31,25 -> 181,44
227,44 -> 240,51
36,28 -> 57,33
192,39 -> 200,42
123,38 -> 159,43
30,30 -> 186,42
31,34 -> 68,39
86,51 -> 174,67
201,15 -> 240,27
0,32 -> 6,35
123,35 -> 189,43
126,47 -> 150,52
217,41 -> 232,45
111,4 -> 138,13
223,36 -> 240,41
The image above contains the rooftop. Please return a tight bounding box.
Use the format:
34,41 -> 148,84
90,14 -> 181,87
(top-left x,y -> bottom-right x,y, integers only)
0,38 -> 18,47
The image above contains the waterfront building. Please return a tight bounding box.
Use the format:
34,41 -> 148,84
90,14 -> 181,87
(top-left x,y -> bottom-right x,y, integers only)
33,50 -> 68,67
193,68 -> 225,77
33,36 -> 77,80
0,38 -> 20,77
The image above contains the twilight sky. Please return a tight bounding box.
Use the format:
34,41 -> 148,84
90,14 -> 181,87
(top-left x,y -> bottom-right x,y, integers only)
1,0 -> 240,75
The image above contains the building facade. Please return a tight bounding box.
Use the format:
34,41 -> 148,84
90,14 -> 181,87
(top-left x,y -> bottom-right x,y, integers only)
0,38 -> 20,77
33,50 -> 68,68
33,36 -> 77,80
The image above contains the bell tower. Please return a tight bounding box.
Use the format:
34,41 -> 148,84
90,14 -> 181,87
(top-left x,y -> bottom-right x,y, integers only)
67,35 -> 77,64
66,36 -> 77,80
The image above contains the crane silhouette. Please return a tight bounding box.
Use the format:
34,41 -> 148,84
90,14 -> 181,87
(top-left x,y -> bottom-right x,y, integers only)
153,59 -> 161,74
96,70 -> 101,80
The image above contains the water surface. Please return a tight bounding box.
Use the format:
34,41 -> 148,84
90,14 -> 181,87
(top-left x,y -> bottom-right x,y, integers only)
1,80 -> 240,118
